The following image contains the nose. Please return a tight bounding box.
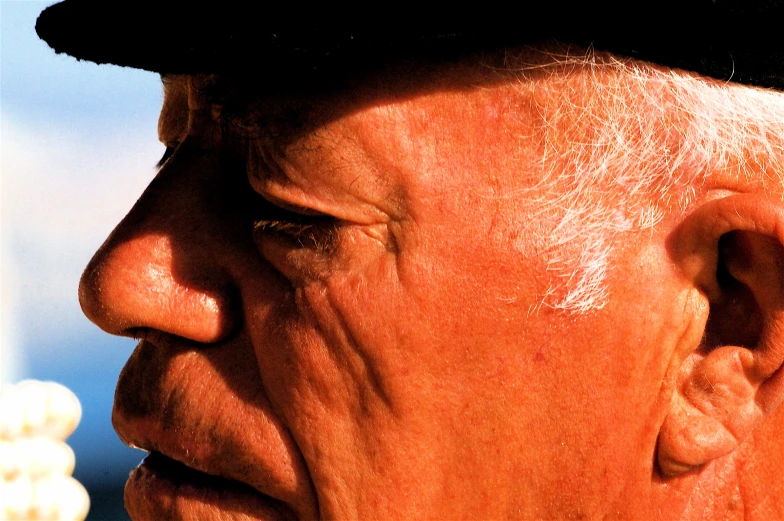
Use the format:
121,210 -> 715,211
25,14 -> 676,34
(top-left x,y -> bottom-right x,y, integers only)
79,142 -> 248,344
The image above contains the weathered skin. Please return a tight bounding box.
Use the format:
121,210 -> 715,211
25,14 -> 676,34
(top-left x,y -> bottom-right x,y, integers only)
77,51 -> 784,520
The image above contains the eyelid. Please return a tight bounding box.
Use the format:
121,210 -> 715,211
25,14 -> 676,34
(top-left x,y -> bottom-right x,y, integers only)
259,193 -> 328,217
252,195 -> 338,254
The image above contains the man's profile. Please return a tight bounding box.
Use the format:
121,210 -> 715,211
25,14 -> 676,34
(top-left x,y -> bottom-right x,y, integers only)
35,2 -> 784,520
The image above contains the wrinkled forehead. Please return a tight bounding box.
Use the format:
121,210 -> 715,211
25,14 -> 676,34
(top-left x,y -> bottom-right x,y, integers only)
156,46 -> 784,185
155,45 -> 600,143
154,54 -> 507,142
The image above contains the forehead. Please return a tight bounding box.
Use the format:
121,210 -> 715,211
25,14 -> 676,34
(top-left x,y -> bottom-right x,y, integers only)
159,57 -> 516,123
154,45 -> 680,150
158,50 -> 784,206
154,54 -> 662,221
156,58 -> 547,163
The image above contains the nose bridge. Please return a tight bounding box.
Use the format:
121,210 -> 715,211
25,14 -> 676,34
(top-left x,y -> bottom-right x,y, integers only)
79,144 -> 247,343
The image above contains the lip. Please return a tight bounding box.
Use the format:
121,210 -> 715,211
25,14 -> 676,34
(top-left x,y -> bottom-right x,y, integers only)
126,452 -> 296,521
113,338 -> 317,520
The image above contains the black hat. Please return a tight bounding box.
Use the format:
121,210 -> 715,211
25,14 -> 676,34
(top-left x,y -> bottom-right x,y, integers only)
36,1 -> 784,91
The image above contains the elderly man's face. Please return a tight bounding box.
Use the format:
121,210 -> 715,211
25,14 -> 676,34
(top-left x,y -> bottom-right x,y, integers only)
79,53 -> 784,520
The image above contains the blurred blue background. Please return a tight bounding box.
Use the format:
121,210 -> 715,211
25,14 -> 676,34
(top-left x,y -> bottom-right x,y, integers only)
2,2 -> 166,518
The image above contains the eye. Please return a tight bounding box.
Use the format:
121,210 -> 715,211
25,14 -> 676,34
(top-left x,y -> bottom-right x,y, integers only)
251,196 -> 338,253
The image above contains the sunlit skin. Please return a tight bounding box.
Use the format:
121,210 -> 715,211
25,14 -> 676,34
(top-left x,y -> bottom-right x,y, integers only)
78,53 -> 784,520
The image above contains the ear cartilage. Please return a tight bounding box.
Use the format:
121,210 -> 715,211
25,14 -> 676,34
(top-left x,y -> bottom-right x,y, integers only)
0,381 -> 89,521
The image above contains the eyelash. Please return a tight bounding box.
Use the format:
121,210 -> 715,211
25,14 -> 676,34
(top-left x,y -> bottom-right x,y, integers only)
157,146 -> 176,169
250,197 -> 338,253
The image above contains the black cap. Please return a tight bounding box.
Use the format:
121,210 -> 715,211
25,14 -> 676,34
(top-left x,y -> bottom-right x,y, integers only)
36,1 -> 784,90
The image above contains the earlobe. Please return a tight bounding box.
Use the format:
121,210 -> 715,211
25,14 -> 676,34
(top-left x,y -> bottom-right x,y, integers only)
658,346 -> 759,477
657,194 -> 784,478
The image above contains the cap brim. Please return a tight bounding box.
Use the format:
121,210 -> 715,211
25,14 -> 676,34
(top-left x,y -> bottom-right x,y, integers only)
35,0 -> 784,91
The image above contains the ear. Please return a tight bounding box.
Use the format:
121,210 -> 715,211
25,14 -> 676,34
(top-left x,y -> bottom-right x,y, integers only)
657,194 -> 784,477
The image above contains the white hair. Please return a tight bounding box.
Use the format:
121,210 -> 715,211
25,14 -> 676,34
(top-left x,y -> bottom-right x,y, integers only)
500,45 -> 784,313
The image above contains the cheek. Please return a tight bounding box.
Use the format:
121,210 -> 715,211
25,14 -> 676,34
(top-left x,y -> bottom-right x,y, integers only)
522,244 -> 685,508
268,256 -> 410,410
244,252 -> 453,515
244,252 -> 409,450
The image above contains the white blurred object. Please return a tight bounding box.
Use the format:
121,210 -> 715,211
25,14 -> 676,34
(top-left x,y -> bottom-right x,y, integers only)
0,438 -> 76,479
0,380 -> 82,440
0,474 -> 34,520
0,380 -> 89,521
0,475 -> 90,521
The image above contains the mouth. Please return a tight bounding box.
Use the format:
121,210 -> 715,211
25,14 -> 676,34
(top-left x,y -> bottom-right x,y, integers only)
113,338 -> 315,520
125,452 -> 297,521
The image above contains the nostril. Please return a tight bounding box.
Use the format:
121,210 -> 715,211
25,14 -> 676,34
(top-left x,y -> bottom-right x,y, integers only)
122,329 -> 201,351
